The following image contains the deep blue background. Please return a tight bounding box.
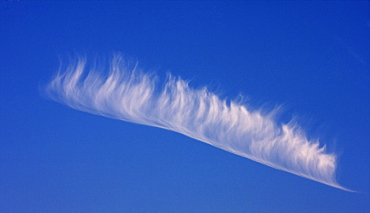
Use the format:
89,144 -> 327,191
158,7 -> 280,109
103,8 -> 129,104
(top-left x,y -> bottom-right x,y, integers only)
1,1 -> 369,212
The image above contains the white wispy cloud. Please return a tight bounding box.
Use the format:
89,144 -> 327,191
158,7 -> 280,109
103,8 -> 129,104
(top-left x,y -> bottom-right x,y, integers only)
46,55 -> 349,190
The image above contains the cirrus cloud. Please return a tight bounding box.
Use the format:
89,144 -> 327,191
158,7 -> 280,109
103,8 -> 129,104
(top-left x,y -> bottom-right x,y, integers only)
46,55 -> 349,191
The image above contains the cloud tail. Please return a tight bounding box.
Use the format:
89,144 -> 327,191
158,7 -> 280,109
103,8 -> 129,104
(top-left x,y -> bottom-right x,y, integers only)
46,55 -> 349,190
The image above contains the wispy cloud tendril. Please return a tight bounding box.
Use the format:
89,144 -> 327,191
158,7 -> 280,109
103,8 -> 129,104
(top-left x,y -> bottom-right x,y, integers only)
46,55 -> 347,190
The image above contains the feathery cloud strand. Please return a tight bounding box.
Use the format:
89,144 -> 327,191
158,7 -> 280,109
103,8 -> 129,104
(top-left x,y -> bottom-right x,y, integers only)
46,55 -> 347,190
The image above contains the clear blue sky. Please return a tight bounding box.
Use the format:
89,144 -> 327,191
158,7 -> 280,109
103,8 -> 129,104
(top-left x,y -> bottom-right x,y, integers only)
1,1 -> 369,212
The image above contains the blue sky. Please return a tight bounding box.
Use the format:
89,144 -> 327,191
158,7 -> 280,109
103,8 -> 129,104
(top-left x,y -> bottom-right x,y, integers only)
1,1 -> 369,212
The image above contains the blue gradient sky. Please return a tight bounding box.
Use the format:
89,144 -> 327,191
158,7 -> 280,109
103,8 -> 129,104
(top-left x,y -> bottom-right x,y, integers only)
1,1 -> 369,212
